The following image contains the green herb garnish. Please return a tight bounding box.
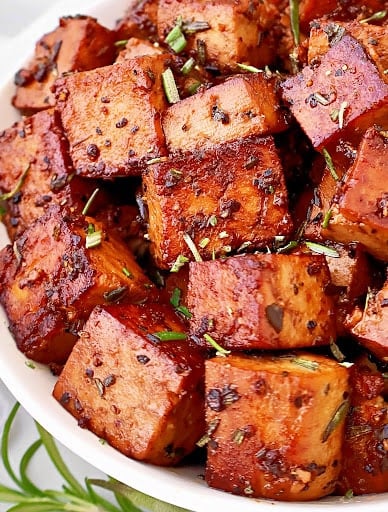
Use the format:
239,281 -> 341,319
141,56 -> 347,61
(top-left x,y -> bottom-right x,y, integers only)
203,333 -> 231,357
181,57 -> 195,75
82,187 -> 100,216
321,209 -> 332,229
321,400 -> 349,442
152,331 -> 187,341
162,68 -> 180,104
236,63 -> 261,73
170,287 -> 192,319
170,254 -> 189,273
183,232 -> 203,262
305,241 -> 340,258
165,22 -> 187,54
360,10 -> 387,24
85,224 -> 102,249
322,148 -> 339,181
292,357 -> 320,371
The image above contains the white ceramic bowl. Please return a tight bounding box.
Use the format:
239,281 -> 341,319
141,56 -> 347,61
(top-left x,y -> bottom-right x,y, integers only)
0,1 -> 386,510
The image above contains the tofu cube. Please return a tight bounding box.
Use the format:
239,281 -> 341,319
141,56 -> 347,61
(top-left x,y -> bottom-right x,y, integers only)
53,303 -> 205,465
308,21 -> 388,80
143,135 -> 293,269
281,34 -> 388,150
350,279 -> 388,361
0,109 -> 101,240
115,37 -> 164,62
157,0 -> 278,72
337,356 -> 388,495
54,55 -> 172,178
322,128 -> 388,261
204,352 -> 349,501
0,205 -> 154,364
163,73 -> 288,153
12,16 -> 116,115
188,253 -> 336,351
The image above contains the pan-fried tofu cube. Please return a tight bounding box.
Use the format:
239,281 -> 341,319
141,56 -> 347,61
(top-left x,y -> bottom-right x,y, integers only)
349,280 -> 388,361
53,303 -> 205,465
322,128 -> 388,261
157,0 -> 278,72
163,73 -> 288,153
308,21 -> 388,80
0,109 -> 101,240
204,352 -> 349,501
0,205 -> 153,364
12,16 -> 116,115
281,34 -> 388,150
54,55 -> 173,178
337,356 -> 388,495
143,135 -> 293,269
188,253 -> 336,351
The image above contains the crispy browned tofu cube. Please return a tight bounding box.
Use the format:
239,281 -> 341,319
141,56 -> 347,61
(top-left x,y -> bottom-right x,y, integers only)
204,352 -> 349,501
54,55 -> 173,178
188,253 -> 336,351
143,135 -> 293,269
349,280 -> 388,361
53,302 -> 205,465
115,0 -> 158,40
0,205 -> 154,364
337,355 -> 388,495
157,0 -> 279,72
281,34 -> 388,150
308,21 -> 388,80
163,73 -> 288,153
12,16 -> 116,115
0,109 -> 102,240
115,37 -> 164,62
322,128 -> 388,261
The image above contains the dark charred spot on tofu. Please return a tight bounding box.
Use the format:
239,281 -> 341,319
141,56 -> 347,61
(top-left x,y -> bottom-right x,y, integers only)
115,117 -> 128,128
86,144 -> 100,160
307,320 -> 317,331
206,384 -> 240,412
253,378 -> 268,395
59,391 -> 71,404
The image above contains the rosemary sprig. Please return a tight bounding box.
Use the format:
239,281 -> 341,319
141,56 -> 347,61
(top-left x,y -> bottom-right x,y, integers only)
0,403 -> 189,512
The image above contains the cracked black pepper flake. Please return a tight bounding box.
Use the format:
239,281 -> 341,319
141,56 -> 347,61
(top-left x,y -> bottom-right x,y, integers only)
116,117 -> 128,128
206,384 -> 240,412
265,303 -> 284,333
86,144 -> 100,160
137,354 -> 150,364
212,105 -> 230,124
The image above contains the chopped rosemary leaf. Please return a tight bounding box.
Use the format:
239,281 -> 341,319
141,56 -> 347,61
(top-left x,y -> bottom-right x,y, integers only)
321,400 -> 349,442
236,63 -> 261,73
122,267 -> 134,279
305,241 -> 340,258
277,240 -> 298,253
170,287 -> 181,308
344,489 -> 354,499
330,340 -> 346,362
114,39 -> 128,47
360,9 -> 387,23
103,286 -> 128,303
322,148 -> 339,181
153,330 -> 187,341
162,67 -> 180,104
204,333 -> 231,357
292,357 -> 320,371
82,187 -> 100,216
182,20 -> 210,34
170,254 -> 189,273
181,57 -> 195,75
187,80 -> 202,95
85,229 -> 102,249
165,24 -> 187,53
0,163 -> 30,201
321,209 -> 332,229
24,360 -> 36,369
199,237 -> 210,249
289,0 -> 300,46
176,305 -> 192,319
183,232 -> 203,262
